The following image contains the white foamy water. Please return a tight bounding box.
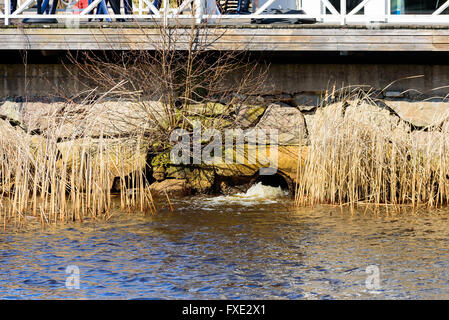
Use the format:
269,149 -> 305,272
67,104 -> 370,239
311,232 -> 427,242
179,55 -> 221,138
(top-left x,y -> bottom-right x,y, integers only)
205,182 -> 288,206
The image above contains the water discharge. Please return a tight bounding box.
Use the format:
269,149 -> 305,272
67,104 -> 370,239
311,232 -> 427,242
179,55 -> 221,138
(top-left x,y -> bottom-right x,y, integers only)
204,182 -> 289,207
242,182 -> 288,199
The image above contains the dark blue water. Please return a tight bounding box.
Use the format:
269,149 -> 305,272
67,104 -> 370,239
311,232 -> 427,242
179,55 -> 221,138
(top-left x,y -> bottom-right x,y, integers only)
1,196 -> 449,299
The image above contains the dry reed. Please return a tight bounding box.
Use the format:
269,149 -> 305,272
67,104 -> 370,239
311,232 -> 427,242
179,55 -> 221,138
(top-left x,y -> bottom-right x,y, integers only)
0,100 -> 156,230
295,88 -> 449,212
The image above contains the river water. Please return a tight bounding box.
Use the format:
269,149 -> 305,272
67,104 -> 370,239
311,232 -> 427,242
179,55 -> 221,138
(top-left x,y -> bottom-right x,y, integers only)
1,183 -> 449,299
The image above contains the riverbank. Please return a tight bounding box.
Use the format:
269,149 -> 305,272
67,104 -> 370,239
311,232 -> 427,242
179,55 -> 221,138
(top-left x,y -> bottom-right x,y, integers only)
1,89 -> 449,226
0,89 -> 449,206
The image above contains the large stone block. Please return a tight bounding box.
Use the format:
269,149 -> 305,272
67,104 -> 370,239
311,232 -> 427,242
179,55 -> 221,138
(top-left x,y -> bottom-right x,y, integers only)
150,179 -> 191,197
255,103 -> 308,145
387,101 -> 449,128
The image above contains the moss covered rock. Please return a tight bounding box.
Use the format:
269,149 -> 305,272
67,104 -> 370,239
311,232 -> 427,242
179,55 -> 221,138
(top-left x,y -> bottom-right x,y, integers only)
165,165 -> 187,179
150,152 -> 171,167
185,167 -> 215,193
235,104 -> 267,129
185,102 -> 228,117
153,166 -> 166,182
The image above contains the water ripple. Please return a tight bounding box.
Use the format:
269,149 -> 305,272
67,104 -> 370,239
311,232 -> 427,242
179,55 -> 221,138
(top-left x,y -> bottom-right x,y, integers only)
1,199 -> 449,299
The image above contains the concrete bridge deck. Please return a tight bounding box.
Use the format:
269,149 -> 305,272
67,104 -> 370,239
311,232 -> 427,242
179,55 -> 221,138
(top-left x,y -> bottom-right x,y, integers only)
1,23 -> 449,51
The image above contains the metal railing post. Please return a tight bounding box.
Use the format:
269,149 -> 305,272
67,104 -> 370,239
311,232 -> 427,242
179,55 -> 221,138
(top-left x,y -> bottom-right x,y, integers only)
194,0 -> 203,24
5,0 -> 10,25
384,0 -> 388,22
364,0 -> 388,23
340,0 -> 346,25
163,0 -> 168,26
302,0 -> 322,22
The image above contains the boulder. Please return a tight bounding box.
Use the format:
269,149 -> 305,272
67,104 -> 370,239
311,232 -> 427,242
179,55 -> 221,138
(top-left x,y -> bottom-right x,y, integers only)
149,179 -> 191,197
307,100 -> 406,140
344,100 -> 401,132
22,100 -> 167,138
185,167 -> 215,193
218,180 -> 250,195
0,101 -> 22,124
22,101 -> 65,133
387,101 -> 449,128
255,103 -> 308,145
85,100 -> 163,137
213,145 -> 306,183
165,165 -> 187,179
185,102 -> 228,117
153,166 -> 166,182
234,104 -> 267,129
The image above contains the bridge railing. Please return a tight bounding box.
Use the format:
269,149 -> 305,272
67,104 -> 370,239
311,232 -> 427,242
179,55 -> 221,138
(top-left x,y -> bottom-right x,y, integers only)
0,0 -> 448,26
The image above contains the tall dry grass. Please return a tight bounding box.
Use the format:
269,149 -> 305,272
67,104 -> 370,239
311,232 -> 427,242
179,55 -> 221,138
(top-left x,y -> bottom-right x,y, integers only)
0,100 -> 157,230
295,89 -> 449,212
